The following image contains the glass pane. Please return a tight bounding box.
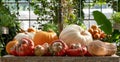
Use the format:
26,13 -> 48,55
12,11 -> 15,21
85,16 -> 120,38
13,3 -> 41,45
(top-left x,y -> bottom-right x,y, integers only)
84,1 -> 114,20
30,11 -> 38,19
18,11 -> 38,19
84,20 -> 97,29
2,0 -> 29,2
84,3 -> 90,19
85,0 -> 93,2
19,3 -> 29,11
19,21 -> 29,30
18,0 -> 29,2
5,4 -> 17,12
18,11 -> 30,19
2,0 -> 15,2
19,21 -> 42,30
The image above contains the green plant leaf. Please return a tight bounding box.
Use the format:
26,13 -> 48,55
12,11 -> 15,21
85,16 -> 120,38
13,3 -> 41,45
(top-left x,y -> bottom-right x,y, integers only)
93,11 -> 112,35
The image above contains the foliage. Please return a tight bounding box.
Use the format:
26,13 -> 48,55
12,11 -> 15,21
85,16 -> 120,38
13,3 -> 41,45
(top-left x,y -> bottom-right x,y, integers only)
30,0 -> 59,33
30,0 -> 86,33
92,11 -> 112,35
63,0 -> 86,29
0,1 -> 20,56
42,22 -> 59,35
108,0 -> 120,12
73,0 -> 85,20
103,29 -> 120,43
111,12 -> 120,23
30,0 -> 59,23
0,41 -> 4,56
0,2 -> 19,28
93,0 -> 120,12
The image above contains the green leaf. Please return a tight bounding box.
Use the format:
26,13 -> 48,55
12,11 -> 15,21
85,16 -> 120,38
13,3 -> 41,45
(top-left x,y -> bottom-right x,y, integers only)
93,11 -> 112,35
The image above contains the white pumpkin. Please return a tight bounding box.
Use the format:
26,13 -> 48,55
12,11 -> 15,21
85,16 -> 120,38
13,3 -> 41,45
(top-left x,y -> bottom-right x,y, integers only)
59,24 -> 93,46
14,32 -> 35,41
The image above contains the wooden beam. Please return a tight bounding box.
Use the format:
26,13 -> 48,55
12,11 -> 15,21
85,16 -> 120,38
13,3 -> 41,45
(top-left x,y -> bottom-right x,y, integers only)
58,0 -> 63,33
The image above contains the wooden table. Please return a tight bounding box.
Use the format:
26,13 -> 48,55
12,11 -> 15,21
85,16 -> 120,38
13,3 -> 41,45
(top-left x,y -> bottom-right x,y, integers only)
0,56 -> 120,62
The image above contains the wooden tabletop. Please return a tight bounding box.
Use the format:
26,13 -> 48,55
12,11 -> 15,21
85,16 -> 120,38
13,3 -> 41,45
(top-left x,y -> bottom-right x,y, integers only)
0,55 -> 120,62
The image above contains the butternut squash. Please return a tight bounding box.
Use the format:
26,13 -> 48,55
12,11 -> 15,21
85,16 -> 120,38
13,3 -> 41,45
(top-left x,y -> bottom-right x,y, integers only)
87,40 -> 117,56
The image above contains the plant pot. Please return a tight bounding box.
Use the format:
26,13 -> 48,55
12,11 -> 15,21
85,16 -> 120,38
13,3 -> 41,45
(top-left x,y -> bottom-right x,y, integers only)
1,26 -> 9,34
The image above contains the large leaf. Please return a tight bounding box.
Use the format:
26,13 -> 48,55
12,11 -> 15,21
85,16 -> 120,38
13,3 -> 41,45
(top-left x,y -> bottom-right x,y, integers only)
93,11 -> 112,35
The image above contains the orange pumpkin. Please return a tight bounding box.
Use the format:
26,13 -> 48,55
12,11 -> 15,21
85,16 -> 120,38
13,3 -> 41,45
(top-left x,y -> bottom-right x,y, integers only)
6,40 -> 18,54
33,30 -> 58,46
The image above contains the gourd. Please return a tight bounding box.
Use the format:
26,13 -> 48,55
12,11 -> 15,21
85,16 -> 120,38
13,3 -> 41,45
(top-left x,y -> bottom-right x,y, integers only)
34,45 -> 46,56
87,40 -> 107,56
14,32 -> 35,41
59,24 -> 93,46
33,30 -> 58,46
14,27 -> 36,41
104,42 -> 117,56
87,40 -> 117,56
15,38 -> 35,56
34,43 -> 49,56
88,25 -> 106,39
9,38 -> 35,56
50,40 -> 68,56
6,40 -> 18,54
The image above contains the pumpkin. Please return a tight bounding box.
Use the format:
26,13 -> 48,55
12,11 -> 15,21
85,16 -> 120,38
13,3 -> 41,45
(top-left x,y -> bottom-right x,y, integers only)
6,40 -> 18,54
87,40 -> 117,56
14,32 -> 35,41
33,30 -> 58,46
59,24 -> 93,46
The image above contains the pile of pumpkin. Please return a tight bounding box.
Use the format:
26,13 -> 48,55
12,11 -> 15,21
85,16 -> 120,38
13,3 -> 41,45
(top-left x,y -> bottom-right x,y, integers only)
6,24 -> 117,56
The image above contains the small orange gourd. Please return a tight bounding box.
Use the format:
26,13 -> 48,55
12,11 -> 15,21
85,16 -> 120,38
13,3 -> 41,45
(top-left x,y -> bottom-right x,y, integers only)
6,40 -> 18,54
33,30 -> 58,46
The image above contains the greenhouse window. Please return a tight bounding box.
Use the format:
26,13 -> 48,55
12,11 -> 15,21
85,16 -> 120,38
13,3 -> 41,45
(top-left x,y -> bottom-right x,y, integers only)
2,0 -> 119,30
